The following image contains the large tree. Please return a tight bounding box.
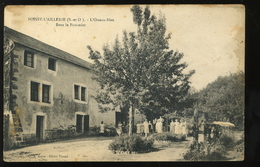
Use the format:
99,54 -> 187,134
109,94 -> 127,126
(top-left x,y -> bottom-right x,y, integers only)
88,5 -> 195,135
191,72 -> 244,129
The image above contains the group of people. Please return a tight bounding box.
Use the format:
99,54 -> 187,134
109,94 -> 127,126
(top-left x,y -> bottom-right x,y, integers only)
169,119 -> 187,136
136,116 -> 165,136
192,120 -> 222,142
136,116 -> 188,137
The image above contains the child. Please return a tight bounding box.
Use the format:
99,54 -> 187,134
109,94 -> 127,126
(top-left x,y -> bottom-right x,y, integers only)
99,121 -> 105,137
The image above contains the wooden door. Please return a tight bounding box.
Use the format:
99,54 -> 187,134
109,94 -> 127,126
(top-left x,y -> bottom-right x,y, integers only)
36,116 -> 44,141
76,115 -> 83,133
83,115 -> 89,133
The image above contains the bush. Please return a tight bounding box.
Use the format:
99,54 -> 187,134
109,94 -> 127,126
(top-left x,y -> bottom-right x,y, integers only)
151,132 -> 186,142
183,141 -> 207,160
3,135 -> 14,150
218,133 -> 235,149
45,125 -> 76,140
183,140 -> 227,161
104,124 -> 117,136
108,134 -> 154,154
234,133 -> 244,153
89,126 -> 100,136
23,134 -> 39,145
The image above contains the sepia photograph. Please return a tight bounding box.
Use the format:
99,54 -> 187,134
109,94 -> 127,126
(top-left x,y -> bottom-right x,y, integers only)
3,5 -> 244,161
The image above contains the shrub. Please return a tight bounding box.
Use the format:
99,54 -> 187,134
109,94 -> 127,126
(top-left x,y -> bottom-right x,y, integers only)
218,133 -> 235,149
3,135 -> 14,150
183,140 -> 227,161
234,133 -> 244,153
45,125 -> 77,140
108,134 -> 154,154
234,142 -> 244,152
23,134 -> 39,145
89,126 -> 100,136
104,124 -> 117,136
151,132 -> 186,142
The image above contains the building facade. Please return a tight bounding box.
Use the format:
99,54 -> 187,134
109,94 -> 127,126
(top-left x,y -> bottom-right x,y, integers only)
4,27 -> 118,142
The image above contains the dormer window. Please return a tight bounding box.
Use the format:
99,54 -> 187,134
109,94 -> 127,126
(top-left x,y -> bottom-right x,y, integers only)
48,58 -> 56,71
24,51 -> 34,67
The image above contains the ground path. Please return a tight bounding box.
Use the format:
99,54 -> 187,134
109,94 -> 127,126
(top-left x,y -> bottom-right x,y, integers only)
4,136 -> 194,162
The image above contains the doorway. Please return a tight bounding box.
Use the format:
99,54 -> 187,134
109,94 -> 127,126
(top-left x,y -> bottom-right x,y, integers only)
76,114 -> 83,133
83,115 -> 89,133
76,114 -> 89,133
36,115 -> 44,141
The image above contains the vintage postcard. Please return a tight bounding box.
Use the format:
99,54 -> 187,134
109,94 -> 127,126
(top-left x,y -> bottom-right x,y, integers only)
3,5 -> 244,161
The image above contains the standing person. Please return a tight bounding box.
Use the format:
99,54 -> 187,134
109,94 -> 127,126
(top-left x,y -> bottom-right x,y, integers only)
140,121 -> 144,136
143,119 -> 149,137
153,118 -> 157,133
214,125 -> 220,139
181,120 -> 187,137
136,121 -> 141,135
211,126 -> 215,139
157,116 -> 164,133
204,124 -> 208,141
199,120 -> 205,142
174,119 -> 180,134
207,125 -> 212,140
200,120 -> 205,134
170,119 -> 175,134
148,121 -> 153,133
155,118 -> 160,133
100,121 -> 105,137
116,121 -> 122,136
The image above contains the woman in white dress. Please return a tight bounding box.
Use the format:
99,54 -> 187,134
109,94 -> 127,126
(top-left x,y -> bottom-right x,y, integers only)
153,118 -> 157,133
170,119 -> 175,134
180,120 -> 187,137
136,121 -> 141,134
143,119 -> 149,137
157,116 -> 164,133
174,119 -> 181,134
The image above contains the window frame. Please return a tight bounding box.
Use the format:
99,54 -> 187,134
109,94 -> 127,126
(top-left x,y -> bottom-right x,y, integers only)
73,84 -> 88,102
48,58 -> 56,71
30,81 -> 39,102
29,80 -> 53,105
81,87 -> 86,101
74,85 -> 80,100
24,50 -> 34,68
42,84 -> 50,103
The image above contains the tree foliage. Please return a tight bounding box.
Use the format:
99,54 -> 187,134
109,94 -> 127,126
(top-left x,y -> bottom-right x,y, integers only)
191,72 -> 244,128
87,5 -> 195,131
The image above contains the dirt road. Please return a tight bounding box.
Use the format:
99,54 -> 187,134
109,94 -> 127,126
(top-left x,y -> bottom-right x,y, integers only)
3,136 -> 193,162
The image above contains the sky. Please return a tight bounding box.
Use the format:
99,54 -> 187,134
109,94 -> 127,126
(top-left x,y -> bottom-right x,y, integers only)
4,5 -> 245,91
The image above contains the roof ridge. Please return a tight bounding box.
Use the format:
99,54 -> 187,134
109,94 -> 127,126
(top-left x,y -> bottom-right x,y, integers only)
4,26 -> 93,70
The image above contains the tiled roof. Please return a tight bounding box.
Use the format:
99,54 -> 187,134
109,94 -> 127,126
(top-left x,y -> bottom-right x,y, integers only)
4,26 -> 92,70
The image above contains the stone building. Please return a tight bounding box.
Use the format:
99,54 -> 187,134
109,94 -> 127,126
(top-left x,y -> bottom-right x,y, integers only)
4,26 -> 119,143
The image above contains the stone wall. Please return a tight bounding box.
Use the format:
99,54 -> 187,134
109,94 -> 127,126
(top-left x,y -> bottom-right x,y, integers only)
11,44 -> 118,138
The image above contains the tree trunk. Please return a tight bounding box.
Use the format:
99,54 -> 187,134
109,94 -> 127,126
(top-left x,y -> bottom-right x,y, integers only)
128,103 -> 134,136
